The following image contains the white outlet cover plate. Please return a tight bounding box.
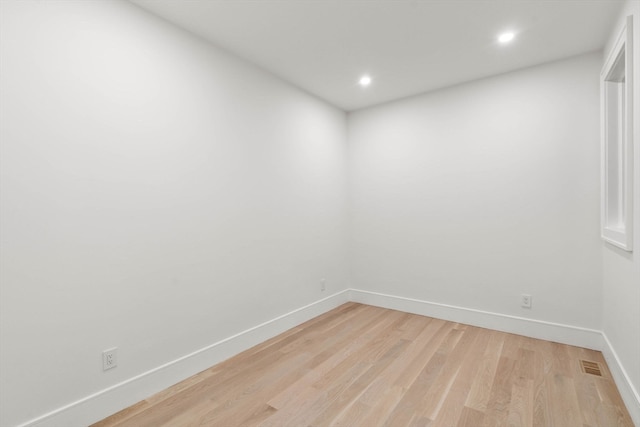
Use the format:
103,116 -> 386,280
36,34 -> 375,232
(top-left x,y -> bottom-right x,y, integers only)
103,348 -> 118,371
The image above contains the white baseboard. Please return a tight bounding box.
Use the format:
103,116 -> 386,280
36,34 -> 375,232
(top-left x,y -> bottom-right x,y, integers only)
601,333 -> 640,427
348,289 -> 603,350
19,290 -> 350,427
18,288 -> 640,427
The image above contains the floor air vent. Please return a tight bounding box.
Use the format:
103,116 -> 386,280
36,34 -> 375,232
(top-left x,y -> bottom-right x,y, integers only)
580,360 -> 603,376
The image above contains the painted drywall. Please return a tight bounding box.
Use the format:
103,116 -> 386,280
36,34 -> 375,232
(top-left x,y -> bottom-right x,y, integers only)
602,0 -> 640,416
348,52 -> 603,330
0,1 -> 349,425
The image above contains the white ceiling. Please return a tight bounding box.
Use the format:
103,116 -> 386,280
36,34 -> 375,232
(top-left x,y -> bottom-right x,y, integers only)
130,0 -> 623,111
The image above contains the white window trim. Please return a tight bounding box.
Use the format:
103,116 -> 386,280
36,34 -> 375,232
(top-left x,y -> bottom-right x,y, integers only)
601,15 -> 634,251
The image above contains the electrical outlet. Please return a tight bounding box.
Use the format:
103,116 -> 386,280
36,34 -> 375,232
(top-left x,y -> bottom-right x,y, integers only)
320,279 -> 326,292
103,348 -> 118,371
521,294 -> 532,309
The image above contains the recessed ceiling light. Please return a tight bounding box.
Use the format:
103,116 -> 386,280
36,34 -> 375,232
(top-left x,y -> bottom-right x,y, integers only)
359,75 -> 372,87
498,32 -> 515,44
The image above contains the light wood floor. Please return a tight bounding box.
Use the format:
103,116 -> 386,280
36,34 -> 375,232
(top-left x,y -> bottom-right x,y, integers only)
94,303 -> 633,427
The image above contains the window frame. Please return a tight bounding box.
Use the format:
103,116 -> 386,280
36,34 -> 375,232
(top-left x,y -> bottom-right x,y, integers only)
601,15 -> 634,251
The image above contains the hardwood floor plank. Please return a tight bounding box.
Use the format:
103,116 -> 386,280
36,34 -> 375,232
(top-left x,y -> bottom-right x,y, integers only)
418,327 -> 481,421
382,328 -> 464,426
259,312 -> 411,427
429,327 -> 491,427
265,308 -> 404,410
551,341 -> 575,377
507,378 -> 534,427
593,376 -> 635,426
93,304 -> 634,427
465,329 -> 505,412
330,318 -> 446,426
391,319 -> 452,390
532,339 -> 553,426
457,406 -> 485,427
327,400 -> 370,427
480,356 -> 517,427
506,346 -> 536,426
549,374 -> 583,427
308,338 -> 410,426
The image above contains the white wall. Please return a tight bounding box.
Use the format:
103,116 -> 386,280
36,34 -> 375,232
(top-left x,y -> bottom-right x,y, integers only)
0,1 -> 348,426
602,0 -> 640,419
348,53 -> 603,329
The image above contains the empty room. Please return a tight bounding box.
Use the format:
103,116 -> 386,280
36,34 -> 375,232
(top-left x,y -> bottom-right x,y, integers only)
1,0 -> 639,426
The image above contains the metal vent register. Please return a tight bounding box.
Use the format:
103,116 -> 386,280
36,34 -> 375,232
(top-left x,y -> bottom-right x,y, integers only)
580,360 -> 603,377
